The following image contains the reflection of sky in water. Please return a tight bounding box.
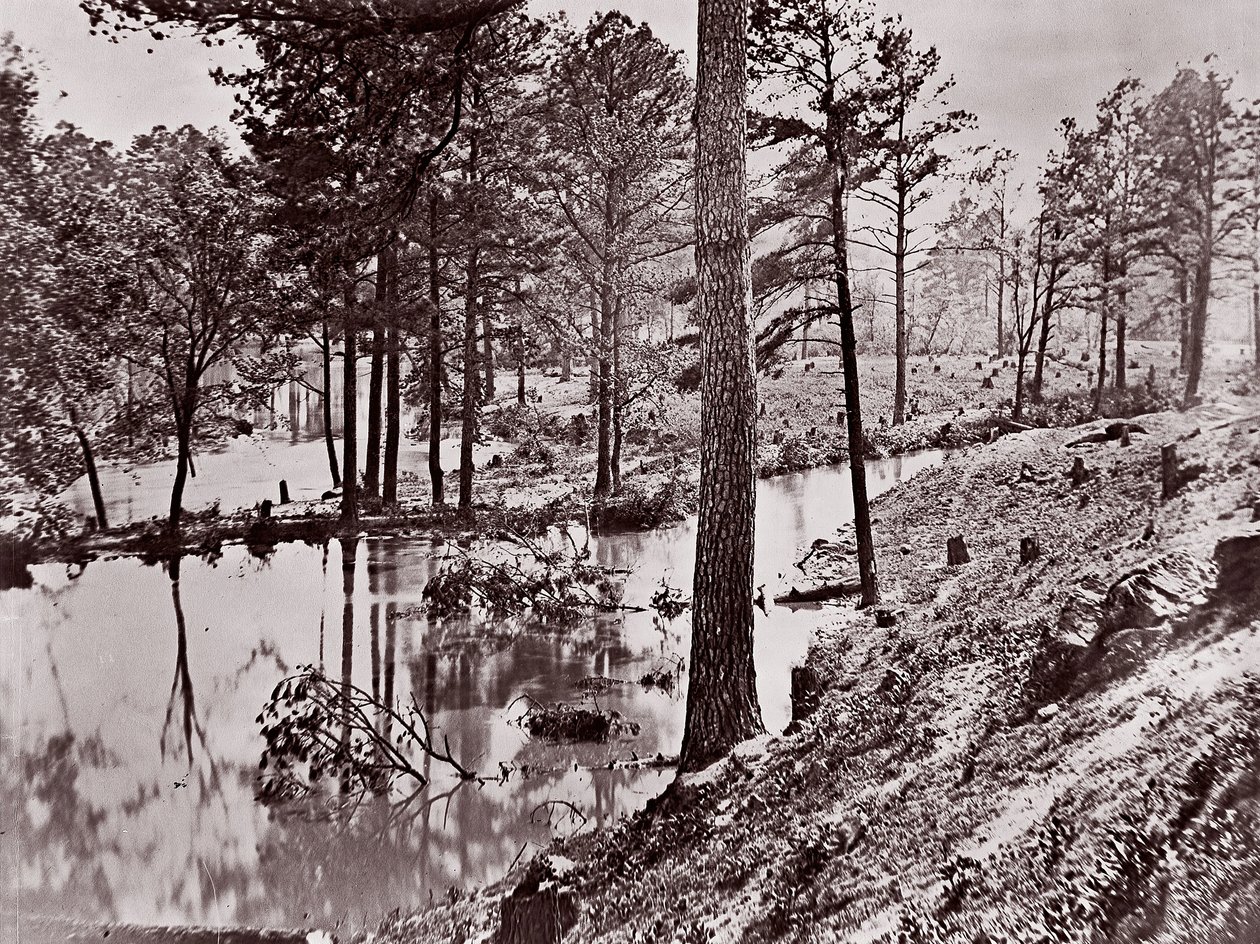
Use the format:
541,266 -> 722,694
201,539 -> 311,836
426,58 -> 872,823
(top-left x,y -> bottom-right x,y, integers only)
3,450 -> 945,932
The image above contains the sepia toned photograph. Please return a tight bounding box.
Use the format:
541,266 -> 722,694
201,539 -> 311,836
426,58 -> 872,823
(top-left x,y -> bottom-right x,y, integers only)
2,0 -> 1258,941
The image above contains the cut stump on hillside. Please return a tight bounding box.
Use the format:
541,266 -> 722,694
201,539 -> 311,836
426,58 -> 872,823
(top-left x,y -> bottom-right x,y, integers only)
1020,535 -> 1041,565
1161,444 -> 1179,500
497,863 -> 579,944
947,535 -> 970,566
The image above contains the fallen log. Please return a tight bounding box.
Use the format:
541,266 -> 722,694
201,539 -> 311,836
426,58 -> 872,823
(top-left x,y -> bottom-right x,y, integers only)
775,577 -> 861,605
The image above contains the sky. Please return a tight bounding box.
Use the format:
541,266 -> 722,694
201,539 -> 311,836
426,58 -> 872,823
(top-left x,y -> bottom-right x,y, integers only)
6,0 -> 1259,173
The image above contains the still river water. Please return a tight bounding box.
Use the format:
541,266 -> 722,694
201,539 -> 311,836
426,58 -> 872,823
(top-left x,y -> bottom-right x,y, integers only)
4,425 -> 945,934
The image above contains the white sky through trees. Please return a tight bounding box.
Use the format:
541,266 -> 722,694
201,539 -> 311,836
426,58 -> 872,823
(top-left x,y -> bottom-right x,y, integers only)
7,0 -> 1259,179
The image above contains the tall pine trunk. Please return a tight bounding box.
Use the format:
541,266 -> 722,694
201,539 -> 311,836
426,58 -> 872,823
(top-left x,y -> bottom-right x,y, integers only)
428,192 -> 445,506
678,0 -> 765,773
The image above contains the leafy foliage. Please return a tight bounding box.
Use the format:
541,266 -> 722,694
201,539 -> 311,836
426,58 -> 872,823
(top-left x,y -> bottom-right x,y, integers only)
256,664 -> 474,804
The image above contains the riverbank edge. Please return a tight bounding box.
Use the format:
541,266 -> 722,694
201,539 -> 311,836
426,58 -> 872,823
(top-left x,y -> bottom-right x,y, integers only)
6,404 -> 1012,571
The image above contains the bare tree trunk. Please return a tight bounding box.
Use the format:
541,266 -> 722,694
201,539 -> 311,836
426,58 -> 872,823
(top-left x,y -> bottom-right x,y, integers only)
611,297 -> 624,493
383,249 -> 401,506
1178,265 -> 1190,371
365,252 -> 388,499
830,172 -> 877,605
1184,248 -> 1211,404
1253,279 -> 1259,371
1032,249 -> 1058,405
588,282 -> 600,404
996,241 -> 1006,356
322,317 -> 341,489
170,419 -> 192,535
428,192 -> 445,506
1095,249 -> 1110,414
460,245 -> 480,510
482,301 -> 496,403
892,189 -> 908,426
678,0 -> 765,773
1115,257 -> 1128,390
341,275 -> 359,530
70,411 -> 108,530
593,185 -> 617,499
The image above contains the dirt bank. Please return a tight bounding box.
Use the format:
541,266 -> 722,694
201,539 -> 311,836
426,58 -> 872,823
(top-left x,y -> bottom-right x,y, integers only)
360,393 -> 1260,944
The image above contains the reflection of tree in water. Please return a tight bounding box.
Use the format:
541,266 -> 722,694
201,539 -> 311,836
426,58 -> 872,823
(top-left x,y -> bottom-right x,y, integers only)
159,558 -> 220,796
11,727 -> 123,921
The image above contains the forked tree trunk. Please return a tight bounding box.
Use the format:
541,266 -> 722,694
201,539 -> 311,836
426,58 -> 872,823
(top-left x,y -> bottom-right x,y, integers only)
678,0 -> 765,773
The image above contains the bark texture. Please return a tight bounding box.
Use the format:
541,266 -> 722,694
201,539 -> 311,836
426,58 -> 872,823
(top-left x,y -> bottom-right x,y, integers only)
678,0 -> 765,773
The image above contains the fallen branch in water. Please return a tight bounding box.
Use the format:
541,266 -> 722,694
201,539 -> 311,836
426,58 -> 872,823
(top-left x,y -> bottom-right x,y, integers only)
256,665 -> 477,804
422,528 -> 643,623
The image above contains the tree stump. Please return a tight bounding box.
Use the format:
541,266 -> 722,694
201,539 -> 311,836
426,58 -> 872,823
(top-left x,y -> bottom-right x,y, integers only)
497,872 -> 579,944
279,479 -> 291,504
772,430 -> 784,445
1119,424 -> 1131,447
259,500 -> 273,520
1055,370 -> 1062,378
874,608 -> 898,628
1161,444 -> 1178,499
1070,456 -> 1090,487
934,364 -> 941,373
975,361 -> 983,370
947,535 -> 970,565
991,367 -> 1000,377
981,376 -> 994,389
911,366 -> 918,375
836,410 -> 846,425
1147,364 -> 1157,389
759,402 -> 767,417
789,665 -> 823,727
1020,535 -> 1040,565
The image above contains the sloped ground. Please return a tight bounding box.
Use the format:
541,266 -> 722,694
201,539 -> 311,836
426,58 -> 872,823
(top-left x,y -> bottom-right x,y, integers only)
368,394 -> 1260,944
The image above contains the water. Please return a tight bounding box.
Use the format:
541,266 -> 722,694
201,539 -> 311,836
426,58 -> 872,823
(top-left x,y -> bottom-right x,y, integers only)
3,450 -> 945,933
